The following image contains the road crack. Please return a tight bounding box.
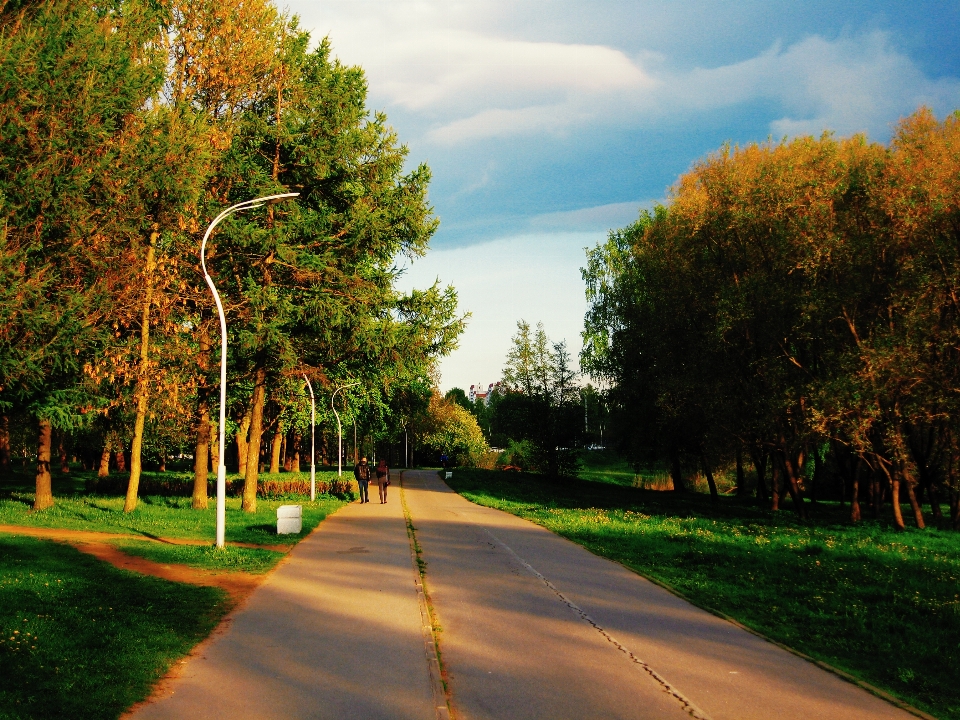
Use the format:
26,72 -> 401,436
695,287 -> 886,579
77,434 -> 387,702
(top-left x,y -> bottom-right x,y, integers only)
482,527 -> 713,720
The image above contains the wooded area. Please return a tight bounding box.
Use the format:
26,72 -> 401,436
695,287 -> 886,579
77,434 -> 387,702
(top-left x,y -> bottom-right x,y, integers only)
0,0 -> 464,512
582,108 -> 960,530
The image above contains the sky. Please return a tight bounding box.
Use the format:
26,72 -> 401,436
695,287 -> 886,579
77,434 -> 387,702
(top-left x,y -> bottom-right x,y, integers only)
284,0 -> 960,391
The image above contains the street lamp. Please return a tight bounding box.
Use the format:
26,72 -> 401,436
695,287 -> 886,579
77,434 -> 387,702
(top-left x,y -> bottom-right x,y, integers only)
200,192 -> 299,549
331,382 -> 360,476
303,374 -> 316,501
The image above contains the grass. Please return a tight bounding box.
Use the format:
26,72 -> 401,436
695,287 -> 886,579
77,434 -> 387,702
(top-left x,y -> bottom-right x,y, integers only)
0,535 -> 230,720
111,540 -> 285,574
0,467 -> 350,550
446,467 -> 960,720
576,448 -> 641,485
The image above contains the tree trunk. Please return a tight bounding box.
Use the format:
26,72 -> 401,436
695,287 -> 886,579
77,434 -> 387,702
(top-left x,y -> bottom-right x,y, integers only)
209,420 -> 219,473
282,433 -> 291,471
34,418 -> 54,510
751,446 -> 768,504
871,469 -> 882,519
193,401 -> 210,510
270,424 -> 283,473
291,432 -> 301,473
925,478 -> 943,520
670,449 -> 685,493
701,453 -> 719,503
782,448 -> 807,519
770,456 -> 781,511
125,231 -> 158,513
0,414 -> 11,474
810,449 -> 820,504
850,460 -> 862,522
735,448 -> 746,497
192,325 -> 211,510
115,449 -> 126,473
242,366 -> 267,512
901,462 -> 925,529
951,489 -> 960,531
235,409 -> 251,474
99,438 -> 111,477
57,431 -> 69,474
890,474 -> 906,531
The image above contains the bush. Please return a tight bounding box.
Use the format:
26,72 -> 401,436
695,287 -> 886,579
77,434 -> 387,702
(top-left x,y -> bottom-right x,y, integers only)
84,475 -> 354,500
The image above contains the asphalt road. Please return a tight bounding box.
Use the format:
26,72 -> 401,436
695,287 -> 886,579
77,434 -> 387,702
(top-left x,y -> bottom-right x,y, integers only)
127,470 -> 916,720
402,470 -> 914,720
126,484 -> 438,720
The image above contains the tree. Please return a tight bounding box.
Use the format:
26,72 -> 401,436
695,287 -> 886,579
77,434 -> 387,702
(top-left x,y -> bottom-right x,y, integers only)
418,392 -> 488,467
495,321 -> 583,477
0,0 -> 171,509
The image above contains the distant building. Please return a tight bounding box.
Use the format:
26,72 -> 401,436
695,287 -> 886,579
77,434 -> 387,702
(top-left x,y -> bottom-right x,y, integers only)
468,382 -> 501,406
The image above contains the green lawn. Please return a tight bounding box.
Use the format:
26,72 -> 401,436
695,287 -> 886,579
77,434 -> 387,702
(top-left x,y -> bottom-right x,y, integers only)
447,468 -> 960,720
0,535 -> 230,720
0,467 -> 350,549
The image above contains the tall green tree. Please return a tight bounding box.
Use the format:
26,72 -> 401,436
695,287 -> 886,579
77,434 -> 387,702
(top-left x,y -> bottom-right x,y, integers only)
0,0 -> 170,508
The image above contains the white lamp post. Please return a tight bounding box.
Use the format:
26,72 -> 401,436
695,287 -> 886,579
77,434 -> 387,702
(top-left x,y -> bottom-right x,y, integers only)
331,382 -> 360,477
200,192 -> 299,549
303,374 -> 316,501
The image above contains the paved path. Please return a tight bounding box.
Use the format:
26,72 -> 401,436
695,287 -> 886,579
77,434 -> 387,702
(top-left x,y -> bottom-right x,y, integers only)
403,470 -> 915,720
126,485 -> 437,720
128,470 -> 917,720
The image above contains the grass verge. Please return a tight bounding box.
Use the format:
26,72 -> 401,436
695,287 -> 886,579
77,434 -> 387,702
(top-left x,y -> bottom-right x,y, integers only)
0,535 -> 229,720
0,471 -> 348,547
447,467 -> 960,720
111,540 -> 284,574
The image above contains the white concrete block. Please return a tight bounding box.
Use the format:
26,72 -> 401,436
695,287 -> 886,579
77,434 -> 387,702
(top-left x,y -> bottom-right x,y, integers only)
277,504 -> 302,534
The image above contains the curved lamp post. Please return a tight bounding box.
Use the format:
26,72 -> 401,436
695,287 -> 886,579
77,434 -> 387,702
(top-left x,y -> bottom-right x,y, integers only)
303,375 -> 316,501
201,192 -> 299,549
331,382 -> 360,477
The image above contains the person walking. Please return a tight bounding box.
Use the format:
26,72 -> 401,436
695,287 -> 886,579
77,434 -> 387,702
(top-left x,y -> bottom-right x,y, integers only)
353,457 -> 371,504
375,458 -> 390,503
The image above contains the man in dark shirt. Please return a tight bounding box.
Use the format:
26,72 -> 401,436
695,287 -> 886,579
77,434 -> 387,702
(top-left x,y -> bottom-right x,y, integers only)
353,457 -> 371,503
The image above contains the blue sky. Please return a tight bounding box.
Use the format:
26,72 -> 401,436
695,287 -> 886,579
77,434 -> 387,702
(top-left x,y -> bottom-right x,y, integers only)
286,0 -> 960,389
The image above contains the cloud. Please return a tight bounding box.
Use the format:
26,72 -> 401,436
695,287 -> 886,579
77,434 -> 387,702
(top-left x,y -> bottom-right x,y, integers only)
668,32 -> 960,139
461,31 -> 957,142
527,201 -> 650,233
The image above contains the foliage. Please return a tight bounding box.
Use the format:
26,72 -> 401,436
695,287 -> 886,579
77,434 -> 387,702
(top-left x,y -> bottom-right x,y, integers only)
418,392 -> 488,466
448,468 -> 960,720
582,110 -> 960,527
0,0 -> 464,514
0,535 -> 229,720
493,321 -> 583,476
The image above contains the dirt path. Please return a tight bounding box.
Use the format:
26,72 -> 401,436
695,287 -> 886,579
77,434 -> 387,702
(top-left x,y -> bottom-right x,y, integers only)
0,524 -> 273,603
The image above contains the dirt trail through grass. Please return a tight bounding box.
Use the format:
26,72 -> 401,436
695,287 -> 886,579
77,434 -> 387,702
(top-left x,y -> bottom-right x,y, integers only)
0,525 -> 272,603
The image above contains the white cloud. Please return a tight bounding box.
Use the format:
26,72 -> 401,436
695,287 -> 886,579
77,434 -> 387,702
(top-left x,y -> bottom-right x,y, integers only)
666,32 -> 960,140
527,201 -> 649,233
421,30 -> 960,144
300,0 -> 960,146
